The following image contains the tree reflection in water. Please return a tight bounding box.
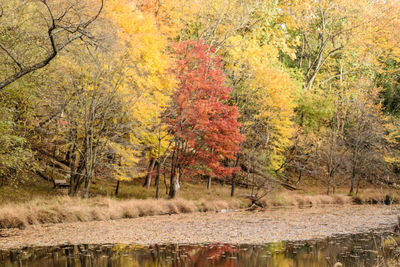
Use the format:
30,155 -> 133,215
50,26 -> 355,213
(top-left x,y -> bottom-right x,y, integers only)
0,231 -> 397,267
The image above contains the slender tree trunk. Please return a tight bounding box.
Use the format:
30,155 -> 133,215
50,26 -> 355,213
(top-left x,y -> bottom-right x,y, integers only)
356,176 -> 361,195
163,165 -> 168,194
296,169 -> 303,185
83,182 -> 90,198
230,155 -> 240,197
155,131 -> 162,198
169,171 -> 180,198
69,175 -> 77,196
169,152 -> 176,198
144,158 -> 156,188
169,145 -> 180,198
68,129 -> 79,196
115,180 -> 120,196
155,162 -> 161,199
327,178 -> 330,195
175,170 -> 180,194
231,173 -> 236,197
83,169 -> 94,199
350,171 -> 356,194
350,145 -> 359,194
169,171 -> 176,198
153,161 -> 159,186
207,175 -> 211,190
68,156 -> 77,195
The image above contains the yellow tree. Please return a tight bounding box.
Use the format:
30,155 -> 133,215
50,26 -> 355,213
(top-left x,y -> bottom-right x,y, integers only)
217,0 -> 300,193
226,36 -> 298,176
105,0 -> 176,193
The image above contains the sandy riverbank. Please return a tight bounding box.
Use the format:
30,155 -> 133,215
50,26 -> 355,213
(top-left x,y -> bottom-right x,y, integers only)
0,205 -> 398,250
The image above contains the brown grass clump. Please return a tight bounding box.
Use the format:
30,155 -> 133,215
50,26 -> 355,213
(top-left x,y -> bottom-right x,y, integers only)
259,192 -> 351,208
332,194 -> 347,205
173,198 -> 197,213
0,206 -> 27,229
351,189 -> 400,204
198,199 -> 242,212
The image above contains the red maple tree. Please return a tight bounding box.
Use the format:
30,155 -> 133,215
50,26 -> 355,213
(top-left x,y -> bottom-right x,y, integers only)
167,40 -> 244,197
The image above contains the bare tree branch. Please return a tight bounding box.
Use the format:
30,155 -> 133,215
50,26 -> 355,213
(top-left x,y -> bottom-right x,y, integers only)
0,0 -> 104,92
0,43 -> 23,70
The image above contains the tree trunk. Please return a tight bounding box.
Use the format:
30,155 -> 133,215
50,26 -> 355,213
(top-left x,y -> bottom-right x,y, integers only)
163,165 -> 169,194
83,170 -> 94,199
155,161 -> 161,199
230,156 -> 240,197
153,161 -> 160,186
326,179 -> 330,195
207,175 -> 211,190
356,176 -> 361,195
67,130 -> 80,196
350,172 -> 355,194
144,158 -> 156,188
69,175 -> 78,196
296,169 -> 303,185
169,171 -> 180,198
69,166 -> 85,197
68,153 -> 77,195
69,162 -> 84,196
115,180 -> 120,196
349,149 -> 358,194
231,173 -> 236,197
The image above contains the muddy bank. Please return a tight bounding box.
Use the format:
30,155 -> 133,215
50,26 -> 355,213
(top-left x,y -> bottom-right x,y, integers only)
0,205 -> 398,250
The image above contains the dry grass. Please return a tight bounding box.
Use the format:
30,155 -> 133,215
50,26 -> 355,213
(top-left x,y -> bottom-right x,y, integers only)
259,192 -> 351,208
1,177 -> 396,230
1,189 -> 391,229
0,197 -> 246,229
198,199 -> 244,211
352,188 -> 400,204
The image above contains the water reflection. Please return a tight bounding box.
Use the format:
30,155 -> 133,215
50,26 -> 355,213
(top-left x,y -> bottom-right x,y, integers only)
0,231 -> 397,267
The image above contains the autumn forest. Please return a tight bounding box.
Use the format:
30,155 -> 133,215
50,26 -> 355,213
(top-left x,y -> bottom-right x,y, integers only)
1,0 -> 400,203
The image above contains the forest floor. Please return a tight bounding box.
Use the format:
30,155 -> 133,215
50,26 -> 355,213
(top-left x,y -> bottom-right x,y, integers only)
0,205 -> 398,250
2,175 -> 399,205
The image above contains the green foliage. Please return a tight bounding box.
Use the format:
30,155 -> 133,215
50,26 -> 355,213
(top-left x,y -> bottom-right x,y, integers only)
296,89 -> 336,130
0,119 -> 32,185
379,59 -> 400,116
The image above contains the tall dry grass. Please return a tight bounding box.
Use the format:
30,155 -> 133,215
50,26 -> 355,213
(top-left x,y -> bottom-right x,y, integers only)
0,197 -> 243,229
259,192 -> 351,208
0,191 -> 376,229
352,188 -> 400,204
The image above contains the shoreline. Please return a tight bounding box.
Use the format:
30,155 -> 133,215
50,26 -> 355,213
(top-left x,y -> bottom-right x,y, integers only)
0,205 -> 398,250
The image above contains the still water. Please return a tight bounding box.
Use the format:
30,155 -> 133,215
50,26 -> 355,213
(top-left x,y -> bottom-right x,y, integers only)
1,230 -> 399,267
